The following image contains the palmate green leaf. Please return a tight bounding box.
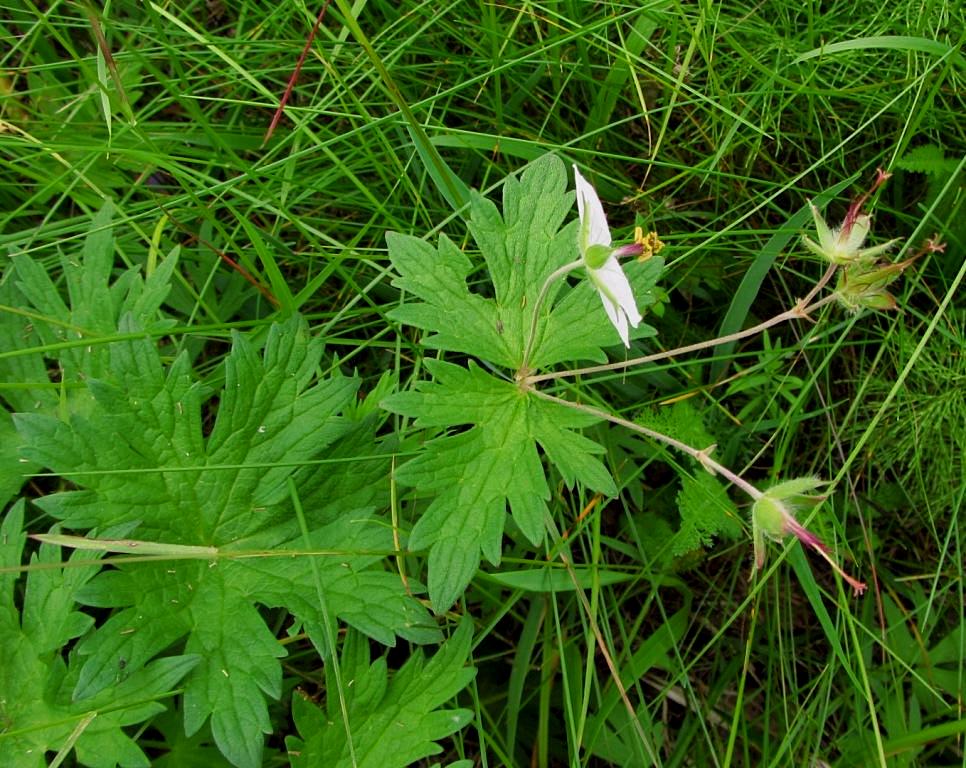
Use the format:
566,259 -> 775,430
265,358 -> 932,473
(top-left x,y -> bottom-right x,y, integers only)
0,203 -> 178,502
0,502 -> 200,768
2,200 -> 178,413
384,359 -> 616,611
13,315 -> 437,768
384,154 -> 660,611
286,620 -> 476,768
387,153 -> 662,370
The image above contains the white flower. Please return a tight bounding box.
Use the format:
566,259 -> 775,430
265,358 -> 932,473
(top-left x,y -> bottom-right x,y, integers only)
573,165 -> 642,348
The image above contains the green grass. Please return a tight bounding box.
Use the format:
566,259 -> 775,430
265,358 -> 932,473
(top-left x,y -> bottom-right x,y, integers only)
1,0 -> 964,766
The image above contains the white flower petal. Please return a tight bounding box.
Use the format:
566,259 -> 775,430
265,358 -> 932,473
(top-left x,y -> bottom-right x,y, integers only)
573,165 -> 642,347
607,301 -> 630,347
574,165 -> 611,250
591,255 -> 641,347
597,257 -> 642,324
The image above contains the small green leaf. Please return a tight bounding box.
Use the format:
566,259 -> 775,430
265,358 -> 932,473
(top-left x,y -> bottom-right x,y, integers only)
636,400 -> 716,451
286,620 -> 476,768
897,144 -> 960,175
673,471 -> 742,556
637,402 -> 742,557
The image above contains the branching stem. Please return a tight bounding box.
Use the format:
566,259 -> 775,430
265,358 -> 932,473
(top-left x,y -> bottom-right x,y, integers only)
527,388 -> 764,502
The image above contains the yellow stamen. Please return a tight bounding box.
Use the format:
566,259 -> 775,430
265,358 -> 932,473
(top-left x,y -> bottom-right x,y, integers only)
635,229 -> 665,261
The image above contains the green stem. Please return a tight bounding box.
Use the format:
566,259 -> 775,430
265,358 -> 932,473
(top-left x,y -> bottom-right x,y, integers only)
518,259 -> 584,378
543,516 -> 661,766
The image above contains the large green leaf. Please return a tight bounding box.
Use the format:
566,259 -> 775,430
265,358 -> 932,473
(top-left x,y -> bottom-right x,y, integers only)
14,316 -> 437,768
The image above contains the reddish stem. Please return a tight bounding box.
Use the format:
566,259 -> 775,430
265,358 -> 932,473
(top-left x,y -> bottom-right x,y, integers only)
264,1 -> 333,145
842,167 -> 892,236
785,516 -> 866,596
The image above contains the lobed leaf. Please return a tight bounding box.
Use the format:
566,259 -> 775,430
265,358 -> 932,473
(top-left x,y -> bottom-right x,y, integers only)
13,315 -> 435,768
0,502 -> 199,768
384,359 -> 615,611
383,154 -> 662,610
387,154 -> 663,371
286,620 -> 476,768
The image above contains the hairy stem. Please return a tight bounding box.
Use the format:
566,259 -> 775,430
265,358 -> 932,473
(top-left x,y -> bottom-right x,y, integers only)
526,289 -> 839,386
527,388 -> 763,501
